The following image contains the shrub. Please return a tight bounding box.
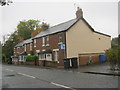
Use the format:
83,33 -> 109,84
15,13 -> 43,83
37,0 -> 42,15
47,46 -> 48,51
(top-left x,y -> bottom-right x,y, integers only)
105,46 -> 120,70
26,55 -> 38,62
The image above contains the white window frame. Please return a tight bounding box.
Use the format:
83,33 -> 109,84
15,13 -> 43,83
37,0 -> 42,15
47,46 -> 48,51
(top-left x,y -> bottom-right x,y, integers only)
53,49 -> 59,62
24,44 -> 26,52
39,54 -> 45,60
58,33 -> 62,43
46,53 -> 52,61
30,43 -> 32,51
34,39 -> 36,47
42,37 -> 45,46
46,36 -> 49,46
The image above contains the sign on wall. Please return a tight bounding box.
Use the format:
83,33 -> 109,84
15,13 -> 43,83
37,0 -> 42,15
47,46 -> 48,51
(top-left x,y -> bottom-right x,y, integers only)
61,44 -> 65,50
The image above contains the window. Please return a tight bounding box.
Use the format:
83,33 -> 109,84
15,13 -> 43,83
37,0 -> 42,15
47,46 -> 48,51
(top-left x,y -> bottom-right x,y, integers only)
30,43 -> 32,51
24,44 -> 26,51
58,33 -> 62,43
42,37 -> 45,46
46,36 -> 49,46
39,54 -> 45,60
34,39 -> 36,47
53,49 -> 59,61
46,54 -> 52,61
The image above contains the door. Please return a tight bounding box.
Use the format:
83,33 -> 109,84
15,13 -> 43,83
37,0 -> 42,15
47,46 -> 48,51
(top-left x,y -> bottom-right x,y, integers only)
54,51 -> 59,61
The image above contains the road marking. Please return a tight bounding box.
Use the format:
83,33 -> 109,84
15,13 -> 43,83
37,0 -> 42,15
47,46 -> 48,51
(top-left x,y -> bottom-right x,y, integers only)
6,69 -> 14,72
17,73 -> 36,79
51,82 -> 71,88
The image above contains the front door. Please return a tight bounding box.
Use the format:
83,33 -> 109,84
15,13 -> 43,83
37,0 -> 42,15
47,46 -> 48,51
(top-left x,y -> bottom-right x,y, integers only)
54,51 -> 59,61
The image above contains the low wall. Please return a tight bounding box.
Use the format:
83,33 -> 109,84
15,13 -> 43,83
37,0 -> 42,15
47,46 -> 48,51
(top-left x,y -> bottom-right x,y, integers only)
38,60 -> 58,67
26,62 -> 35,65
79,53 -> 100,66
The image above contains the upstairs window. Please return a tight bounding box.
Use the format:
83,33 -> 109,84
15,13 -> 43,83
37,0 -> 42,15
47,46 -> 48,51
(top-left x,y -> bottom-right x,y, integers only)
46,36 -> 49,46
30,43 -> 32,51
24,44 -> 26,52
42,37 -> 45,46
58,32 -> 62,43
34,39 -> 36,47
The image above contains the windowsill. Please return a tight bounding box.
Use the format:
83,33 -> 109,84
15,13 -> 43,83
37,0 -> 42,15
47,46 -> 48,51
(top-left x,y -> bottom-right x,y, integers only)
42,45 -> 45,47
46,60 -> 52,61
46,44 -> 49,46
58,42 -> 63,45
39,59 -> 45,60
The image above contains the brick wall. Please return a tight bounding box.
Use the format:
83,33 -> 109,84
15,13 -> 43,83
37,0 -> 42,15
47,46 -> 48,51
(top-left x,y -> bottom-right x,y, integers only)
79,54 -> 100,66
33,32 -> 66,67
26,43 -> 31,54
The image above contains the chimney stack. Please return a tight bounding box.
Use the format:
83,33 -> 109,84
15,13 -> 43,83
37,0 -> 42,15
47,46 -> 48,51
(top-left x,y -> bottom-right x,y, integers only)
76,7 -> 83,19
41,22 -> 49,31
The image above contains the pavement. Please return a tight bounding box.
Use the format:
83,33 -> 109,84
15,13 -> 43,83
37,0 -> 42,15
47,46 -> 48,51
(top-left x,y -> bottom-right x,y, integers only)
5,62 -> 120,76
66,63 -> 120,76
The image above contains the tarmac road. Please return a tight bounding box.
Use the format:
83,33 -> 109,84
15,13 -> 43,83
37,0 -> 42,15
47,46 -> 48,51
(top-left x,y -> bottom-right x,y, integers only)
2,64 -> 119,89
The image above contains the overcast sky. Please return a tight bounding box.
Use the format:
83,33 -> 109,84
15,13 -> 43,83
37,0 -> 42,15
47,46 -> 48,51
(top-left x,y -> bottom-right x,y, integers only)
0,0 -> 119,42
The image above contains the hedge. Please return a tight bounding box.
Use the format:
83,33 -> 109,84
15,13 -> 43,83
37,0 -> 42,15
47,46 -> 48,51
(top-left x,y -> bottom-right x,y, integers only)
26,55 -> 38,62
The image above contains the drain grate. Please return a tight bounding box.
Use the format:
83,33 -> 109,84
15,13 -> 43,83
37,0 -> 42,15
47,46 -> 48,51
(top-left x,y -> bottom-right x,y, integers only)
5,75 -> 15,77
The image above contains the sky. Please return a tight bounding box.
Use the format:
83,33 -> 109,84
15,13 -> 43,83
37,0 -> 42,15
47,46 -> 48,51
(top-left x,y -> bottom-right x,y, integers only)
0,0 -> 119,42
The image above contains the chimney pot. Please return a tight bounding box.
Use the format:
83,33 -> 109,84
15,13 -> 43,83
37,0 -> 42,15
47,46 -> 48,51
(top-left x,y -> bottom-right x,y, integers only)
76,7 -> 83,19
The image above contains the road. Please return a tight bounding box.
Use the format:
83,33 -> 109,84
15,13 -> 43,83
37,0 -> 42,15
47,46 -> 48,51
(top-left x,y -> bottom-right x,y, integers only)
2,64 -> 119,89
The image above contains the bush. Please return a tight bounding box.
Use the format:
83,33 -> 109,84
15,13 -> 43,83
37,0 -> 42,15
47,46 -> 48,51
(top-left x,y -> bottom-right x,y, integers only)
105,46 -> 120,70
26,55 -> 38,62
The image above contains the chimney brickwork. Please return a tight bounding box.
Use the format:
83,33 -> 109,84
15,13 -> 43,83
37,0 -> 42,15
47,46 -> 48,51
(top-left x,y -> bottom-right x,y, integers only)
76,7 -> 83,19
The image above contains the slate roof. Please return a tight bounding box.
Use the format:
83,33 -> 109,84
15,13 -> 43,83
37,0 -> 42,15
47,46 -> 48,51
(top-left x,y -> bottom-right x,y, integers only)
14,17 -> 111,48
33,17 -> 110,39
14,38 -> 32,48
33,18 -> 79,39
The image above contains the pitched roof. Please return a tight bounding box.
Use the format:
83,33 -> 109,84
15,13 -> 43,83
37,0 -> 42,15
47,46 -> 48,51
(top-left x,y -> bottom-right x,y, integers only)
14,38 -> 32,48
33,17 -> 110,39
14,17 -> 111,48
33,18 -> 79,39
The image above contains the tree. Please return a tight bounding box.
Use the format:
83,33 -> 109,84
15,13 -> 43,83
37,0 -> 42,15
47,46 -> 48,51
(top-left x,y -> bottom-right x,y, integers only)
0,0 -> 13,6
111,37 -> 118,49
105,35 -> 120,70
2,31 -> 19,62
17,19 -> 40,40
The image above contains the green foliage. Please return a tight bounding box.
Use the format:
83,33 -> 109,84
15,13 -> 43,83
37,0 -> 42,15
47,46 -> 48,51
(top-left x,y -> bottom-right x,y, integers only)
26,55 -> 38,62
111,37 -> 118,49
2,31 -> 19,62
105,45 -> 120,70
17,19 -> 40,40
30,50 -> 34,55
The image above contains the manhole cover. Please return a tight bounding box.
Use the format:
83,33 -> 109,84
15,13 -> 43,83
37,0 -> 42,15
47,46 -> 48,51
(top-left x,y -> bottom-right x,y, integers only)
5,75 -> 15,77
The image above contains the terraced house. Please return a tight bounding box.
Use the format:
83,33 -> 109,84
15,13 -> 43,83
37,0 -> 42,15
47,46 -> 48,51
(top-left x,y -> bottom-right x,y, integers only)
12,38 -> 32,64
12,7 -> 111,67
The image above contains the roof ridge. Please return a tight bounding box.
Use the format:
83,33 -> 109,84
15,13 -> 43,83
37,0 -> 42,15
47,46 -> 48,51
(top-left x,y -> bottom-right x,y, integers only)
49,18 -> 77,29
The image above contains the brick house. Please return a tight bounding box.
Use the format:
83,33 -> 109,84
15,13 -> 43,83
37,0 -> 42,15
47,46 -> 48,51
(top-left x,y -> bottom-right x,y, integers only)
12,38 -> 32,64
12,7 -> 111,67
31,7 -> 111,67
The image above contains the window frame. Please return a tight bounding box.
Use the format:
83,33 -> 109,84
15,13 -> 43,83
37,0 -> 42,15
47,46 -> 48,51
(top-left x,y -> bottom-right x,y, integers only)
30,43 -> 32,51
58,32 -> 62,43
46,36 -> 49,46
42,37 -> 45,46
34,39 -> 36,47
